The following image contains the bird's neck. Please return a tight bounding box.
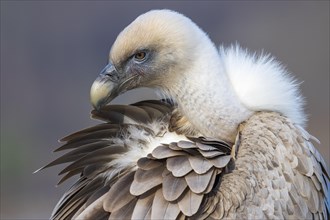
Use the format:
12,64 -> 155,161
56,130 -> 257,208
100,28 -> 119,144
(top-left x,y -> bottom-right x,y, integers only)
171,42 -> 253,142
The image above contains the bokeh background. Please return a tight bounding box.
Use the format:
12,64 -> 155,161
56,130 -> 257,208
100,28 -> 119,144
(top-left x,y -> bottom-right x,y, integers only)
1,1 -> 329,219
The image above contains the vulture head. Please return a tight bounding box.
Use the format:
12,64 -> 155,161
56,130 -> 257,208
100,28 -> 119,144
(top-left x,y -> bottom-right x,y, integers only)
90,10 -> 213,105
90,9 -> 304,142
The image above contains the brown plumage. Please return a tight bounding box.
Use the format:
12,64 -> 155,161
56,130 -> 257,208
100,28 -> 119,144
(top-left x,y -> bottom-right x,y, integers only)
39,9 -> 329,219
40,100 -> 329,219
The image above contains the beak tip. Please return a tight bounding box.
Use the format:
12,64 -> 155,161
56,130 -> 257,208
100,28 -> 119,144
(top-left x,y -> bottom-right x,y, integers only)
91,103 -> 98,110
90,94 -> 104,111
91,101 -> 101,111
90,78 -> 110,110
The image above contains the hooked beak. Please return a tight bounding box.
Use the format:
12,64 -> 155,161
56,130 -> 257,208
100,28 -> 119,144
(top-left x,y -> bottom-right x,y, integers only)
90,63 -> 121,109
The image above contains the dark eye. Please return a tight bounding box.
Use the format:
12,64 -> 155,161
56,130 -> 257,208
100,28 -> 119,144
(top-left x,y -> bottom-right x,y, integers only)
134,51 -> 147,62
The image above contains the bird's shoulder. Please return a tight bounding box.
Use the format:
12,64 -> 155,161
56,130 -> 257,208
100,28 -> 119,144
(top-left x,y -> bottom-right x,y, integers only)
232,112 -> 329,219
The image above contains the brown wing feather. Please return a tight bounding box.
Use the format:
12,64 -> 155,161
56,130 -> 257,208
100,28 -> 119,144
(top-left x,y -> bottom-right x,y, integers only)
103,171 -> 136,213
166,155 -> 193,177
162,171 -> 187,201
129,165 -> 164,196
150,187 -> 181,219
130,192 -> 155,219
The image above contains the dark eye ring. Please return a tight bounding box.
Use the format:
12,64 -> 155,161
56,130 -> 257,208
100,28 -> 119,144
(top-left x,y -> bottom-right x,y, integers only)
134,51 -> 147,62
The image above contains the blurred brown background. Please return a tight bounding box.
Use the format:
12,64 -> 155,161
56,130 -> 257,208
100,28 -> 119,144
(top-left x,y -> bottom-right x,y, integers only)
1,1 -> 329,219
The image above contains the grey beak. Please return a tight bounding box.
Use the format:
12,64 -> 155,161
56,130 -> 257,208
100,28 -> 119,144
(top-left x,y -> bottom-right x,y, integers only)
90,63 -> 120,109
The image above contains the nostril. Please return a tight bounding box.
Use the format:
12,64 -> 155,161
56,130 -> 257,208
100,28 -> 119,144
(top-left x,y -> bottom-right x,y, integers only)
105,73 -> 119,81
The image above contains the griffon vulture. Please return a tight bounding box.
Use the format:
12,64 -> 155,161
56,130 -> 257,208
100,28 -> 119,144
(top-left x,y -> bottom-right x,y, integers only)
39,9 -> 329,219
